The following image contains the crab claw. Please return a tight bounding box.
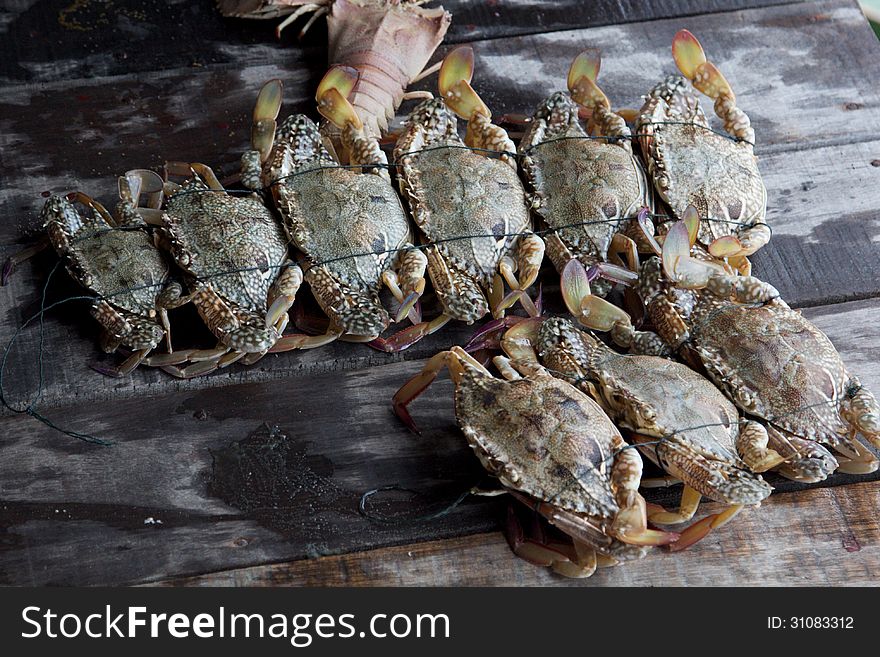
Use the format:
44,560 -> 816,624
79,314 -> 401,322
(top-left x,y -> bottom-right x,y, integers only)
439,46 -> 490,119
567,50 -> 610,110
613,495 -> 680,547
661,219 -> 693,281
252,79 -> 284,162
708,235 -> 745,258
395,291 -> 421,324
464,316 -> 526,353
672,29 -> 734,100
561,259 -> 592,317
316,88 -> 362,131
499,316 -> 543,363
580,294 -> 631,332
316,64 -> 359,102
637,207 -> 663,255
681,205 -> 700,246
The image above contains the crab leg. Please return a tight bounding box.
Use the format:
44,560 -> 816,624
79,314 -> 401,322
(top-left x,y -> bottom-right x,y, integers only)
841,379 -> 880,449
672,29 -> 754,144
668,504 -> 744,552
90,347 -> 152,378
736,420 -> 786,472
647,485 -> 702,525
242,78 -> 284,189
504,503 -> 599,579
165,162 -> 225,191
367,314 -> 452,353
567,50 -> 632,143
393,346 -> 490,433
562,259 -> 668,355
382,244 -> 428,323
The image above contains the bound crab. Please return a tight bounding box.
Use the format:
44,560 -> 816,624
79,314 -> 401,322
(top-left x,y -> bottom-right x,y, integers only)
242,73 -> 429,351
392,345 -> 680,578
519,51 -> 651,297
40,171 -> 192,376
636,30 -> 768,272
501,317 -> 775,551
570,216 -> 880,481
156,161 -> 300,377
391,46 -> 545,343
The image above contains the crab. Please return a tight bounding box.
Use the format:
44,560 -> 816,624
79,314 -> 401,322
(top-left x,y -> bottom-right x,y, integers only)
518,51 -> 651,298
241,74 -> 429,351
502,317 -> 775,551
571,217 -> 880,482
635,30 -> 769,272
391,46 -> 545,342
156,161 -> 300,377
41,170 -> 192,376
392,345 -> 684,578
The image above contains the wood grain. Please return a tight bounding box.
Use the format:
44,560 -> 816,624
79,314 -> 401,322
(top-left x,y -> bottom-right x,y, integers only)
149,482 -> 880,586
1,297 -> 877,586
2,0 -> 879,410
0,0 -> 802,84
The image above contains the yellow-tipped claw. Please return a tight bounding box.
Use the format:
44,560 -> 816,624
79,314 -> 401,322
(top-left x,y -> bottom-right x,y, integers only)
708,235 -> 744,258
580,295 -> 631,332
567,51 -> 609,110
317,87 -> 363,131
672,29 -> 707,79
439,45 -> 475,95
252,79 -> 283,160
661,220 -> 693,281
567,50 -> 600,88
681,205 -> 700,246
561,259 -> 591,317
439,46 -> 490,119
672,29 -> 733,100
499,316 -> 542,363
316,65 -> 358,103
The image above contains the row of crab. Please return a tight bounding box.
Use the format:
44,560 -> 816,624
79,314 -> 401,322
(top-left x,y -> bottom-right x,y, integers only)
32,28 -> 880,576
37,30 -> 765,379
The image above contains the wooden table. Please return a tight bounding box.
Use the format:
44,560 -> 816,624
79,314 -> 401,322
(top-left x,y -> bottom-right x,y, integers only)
1,0 -> 878,586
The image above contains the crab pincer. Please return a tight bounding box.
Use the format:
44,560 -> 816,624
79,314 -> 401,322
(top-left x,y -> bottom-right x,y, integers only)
392,344 -> 679,577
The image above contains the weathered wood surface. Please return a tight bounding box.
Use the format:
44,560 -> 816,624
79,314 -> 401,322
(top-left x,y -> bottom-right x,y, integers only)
1,297 -> 878,586
2,0 -> 880,587
2,0 -> 879,411
0,0 -> 801,83
152,482 -> 880,586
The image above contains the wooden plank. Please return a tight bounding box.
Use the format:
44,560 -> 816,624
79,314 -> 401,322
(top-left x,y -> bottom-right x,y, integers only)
149,482 -> 880,586
1,297 -> 877,586
2,0 -> 879,409
0,0 -> 802,84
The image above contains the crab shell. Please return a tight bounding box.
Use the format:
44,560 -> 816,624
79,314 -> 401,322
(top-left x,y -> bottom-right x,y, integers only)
639,257 -> 871,479
636,76 -> 766,248
453,357 -> 647,561
537,317 -> 772,507
394,98 -> 533,322
43,194 -> 169,351
163,179 -> 289,352
519,92 -> 650,290
266,114 -> 414,336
